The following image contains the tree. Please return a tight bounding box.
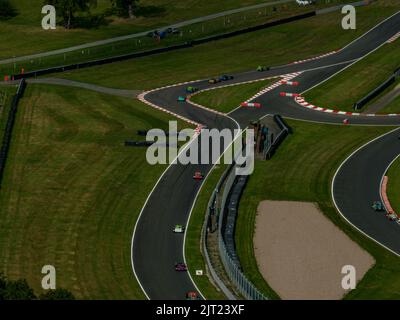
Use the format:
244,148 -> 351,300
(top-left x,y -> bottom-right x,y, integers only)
46,0 -> 97,29
0,0 -> 17,20
0,279 -> 36,300
111,0 -> 139,19
40,288 -> 75,300
0,273 -> 75,300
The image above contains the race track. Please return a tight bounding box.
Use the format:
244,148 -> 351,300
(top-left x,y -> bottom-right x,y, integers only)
132,11 -> 400,299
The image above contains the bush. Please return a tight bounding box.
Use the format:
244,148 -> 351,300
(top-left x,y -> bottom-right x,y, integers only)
0,279 -> 36,300
0,0 -> 17,20
40,288 -> 75,300
0,272 -> 75,300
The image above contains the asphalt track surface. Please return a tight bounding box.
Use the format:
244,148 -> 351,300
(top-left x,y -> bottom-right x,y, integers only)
132,11 -> 400,300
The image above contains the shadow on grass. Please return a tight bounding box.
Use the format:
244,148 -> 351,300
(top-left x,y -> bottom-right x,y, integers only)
135,5 -> 167,18
0,0 -> 18,20
69,14 -> 111,29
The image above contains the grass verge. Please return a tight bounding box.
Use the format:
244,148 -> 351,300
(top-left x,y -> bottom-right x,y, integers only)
0,84 -> 190,299
379,92 -> 400,114
304,38 -> 400,112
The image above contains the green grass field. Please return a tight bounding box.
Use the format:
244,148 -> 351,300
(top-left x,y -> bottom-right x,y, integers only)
0,84 -> 191,299
1,0 -> 276,60
235,120 -> 400,299
304,38 -> 400,112
58,1 -> 400,90
190,78 -> 278,113
387,156 -> 400,214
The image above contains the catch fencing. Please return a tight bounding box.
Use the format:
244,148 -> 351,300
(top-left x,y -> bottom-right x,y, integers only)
218,161 -> 266,300
203,158 -> 267,300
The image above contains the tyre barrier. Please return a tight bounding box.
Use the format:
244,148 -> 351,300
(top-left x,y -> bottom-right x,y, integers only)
202,164 -> 237,300
203,121 -> 289,299
280,80 -> 299,86
280,92 -> 300,97
222,174 -> 248,268
216,159 -> 267,300
240,102 -> 261,108
0,79 -> 26,188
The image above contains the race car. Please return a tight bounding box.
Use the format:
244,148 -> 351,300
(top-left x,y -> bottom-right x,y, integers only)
193,171 -> 204,180
173,224 -> 185,233
175,263 -> 188,272
386,213 -> 398,221
372,201 -> 384,211
219,75 -> 234,81
177,96 -> 187,102
186,86 -> 198,94
257,65 -> 270,72
208,78 -> 221,84
186,291 -> 200,300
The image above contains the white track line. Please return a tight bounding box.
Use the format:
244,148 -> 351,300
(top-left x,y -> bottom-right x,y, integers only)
331,128 -> 400,259
133,79 -> 241,300
133,10 -> 400,299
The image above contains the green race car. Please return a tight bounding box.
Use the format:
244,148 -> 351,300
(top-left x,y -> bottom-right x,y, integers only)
257,65 -> 270,72
372,201 -> 384,211
173,224 -> 185,233
186,86 -> 198,94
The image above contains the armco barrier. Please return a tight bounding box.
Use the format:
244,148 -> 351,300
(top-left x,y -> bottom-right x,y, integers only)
353,67 -> 400,110
264,115 -> 290,159
202,152 -> 266,299
217,161 -> 267,300
0,79 -> 26,187
202,159 -> 266,299
10,12 -> 316,80
222,174 -> 248,268
202,117 -> 290,299
202,164 -> 237,300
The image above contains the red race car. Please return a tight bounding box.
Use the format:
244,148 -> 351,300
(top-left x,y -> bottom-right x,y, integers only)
186,291 -> 200,300
175,263 -> 188,272
193,171 -> 204,180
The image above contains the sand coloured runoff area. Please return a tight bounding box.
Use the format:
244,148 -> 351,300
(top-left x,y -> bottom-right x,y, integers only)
254,201 -> 375,300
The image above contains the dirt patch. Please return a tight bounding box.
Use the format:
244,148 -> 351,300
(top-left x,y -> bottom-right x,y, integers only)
254,201 -> 374,300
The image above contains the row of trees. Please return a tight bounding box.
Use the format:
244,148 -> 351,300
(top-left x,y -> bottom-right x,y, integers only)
0,273 -> 75,300
47,0 -> 140,29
